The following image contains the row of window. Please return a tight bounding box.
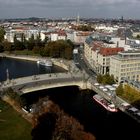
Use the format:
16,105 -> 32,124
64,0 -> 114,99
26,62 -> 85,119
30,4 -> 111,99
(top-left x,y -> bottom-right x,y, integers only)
121,73 -> 140,77
121,63 -> 140,68
121,67 -> 140,72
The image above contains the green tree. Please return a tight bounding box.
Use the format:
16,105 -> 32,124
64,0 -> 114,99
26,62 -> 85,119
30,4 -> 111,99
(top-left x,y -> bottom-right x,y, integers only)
35,33 -> 42,46
0,27 -> 5,42
3,40 -> 12,52
0,43 -> 4,52
33,46 -> 40,54
97,74 -> 103,83
27,34 -> 35,50
136,34 -> 140,39
97,74 -> 115,85
116,84 -> 124,96
43,36 -> 49,45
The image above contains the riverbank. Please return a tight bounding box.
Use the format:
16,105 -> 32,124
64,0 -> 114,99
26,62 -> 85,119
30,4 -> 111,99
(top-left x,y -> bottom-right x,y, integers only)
0,53 -> 70,70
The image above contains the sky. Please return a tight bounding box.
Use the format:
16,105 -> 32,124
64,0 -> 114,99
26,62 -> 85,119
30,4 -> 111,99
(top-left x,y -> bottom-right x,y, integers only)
0,0 -> 140,19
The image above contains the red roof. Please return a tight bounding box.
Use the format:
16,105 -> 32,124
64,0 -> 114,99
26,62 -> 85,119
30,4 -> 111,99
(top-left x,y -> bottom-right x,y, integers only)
99,47 -> 124,56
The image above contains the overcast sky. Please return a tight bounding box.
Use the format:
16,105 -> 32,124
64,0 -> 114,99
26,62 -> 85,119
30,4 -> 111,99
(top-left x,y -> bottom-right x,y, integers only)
0,0 -> 140,19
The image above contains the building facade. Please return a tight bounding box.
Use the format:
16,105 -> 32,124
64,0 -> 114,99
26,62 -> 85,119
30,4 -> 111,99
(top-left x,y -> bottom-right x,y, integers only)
84,33 -> 124,74
110,51 -> 140,83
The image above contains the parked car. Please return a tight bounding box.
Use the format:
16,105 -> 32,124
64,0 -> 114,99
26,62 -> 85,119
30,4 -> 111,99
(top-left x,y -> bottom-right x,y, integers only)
94,83 -> 100,86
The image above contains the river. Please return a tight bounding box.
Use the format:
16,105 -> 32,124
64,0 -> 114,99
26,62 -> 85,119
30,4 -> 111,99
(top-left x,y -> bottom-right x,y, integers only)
0,57 -> 66,81
0,57 -> 140,140
21,86 -> 140,140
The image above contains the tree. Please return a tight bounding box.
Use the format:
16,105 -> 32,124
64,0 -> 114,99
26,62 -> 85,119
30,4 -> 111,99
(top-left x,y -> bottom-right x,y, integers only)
116,84 -> 124,96
0,27 -> 5,42
27,34 -> 35,50
3,40 -> 12,52
136,34 -> 140,39
97,74 -> 115,85
14,34 -> 23,50
64,47 -> 73,59
31,113 -> 57,140
33,46 -> 40,54
35,33 -> 42,46
97,74 -> 103,83
0,43 -> 4,52
43,36 -> 49,45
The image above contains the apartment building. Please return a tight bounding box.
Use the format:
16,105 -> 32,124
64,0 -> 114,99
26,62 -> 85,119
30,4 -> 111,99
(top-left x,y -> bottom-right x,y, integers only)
4,28 -> 40,42
110,51 -> 140,83
92,44 -> 124,74
84,33 -> 124,74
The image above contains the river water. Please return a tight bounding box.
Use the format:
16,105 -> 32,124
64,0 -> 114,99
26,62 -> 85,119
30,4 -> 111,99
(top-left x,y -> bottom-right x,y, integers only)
21,86 -> 140,140
0,57 -> 140,140
0,57 -> 66,81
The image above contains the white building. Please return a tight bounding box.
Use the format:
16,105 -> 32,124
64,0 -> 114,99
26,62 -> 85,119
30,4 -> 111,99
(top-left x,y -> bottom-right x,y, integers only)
110,51 -> 140,83
50,31 -> 67,41
84,33 -> 124,74
4,28 -> 40,42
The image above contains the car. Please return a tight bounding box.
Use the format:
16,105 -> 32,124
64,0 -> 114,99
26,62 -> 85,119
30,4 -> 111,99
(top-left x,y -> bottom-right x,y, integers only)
135,112 -> 140,119
94,83 -> 100,86
121,102 -> 131,109
127,107 -> 139,114
99,86 -> 104,89
112,84 -> 119,88
102,88 -> 108,92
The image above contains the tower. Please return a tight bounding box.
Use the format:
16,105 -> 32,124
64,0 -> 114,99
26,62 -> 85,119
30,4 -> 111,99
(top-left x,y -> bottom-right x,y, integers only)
76,13 -> 80,26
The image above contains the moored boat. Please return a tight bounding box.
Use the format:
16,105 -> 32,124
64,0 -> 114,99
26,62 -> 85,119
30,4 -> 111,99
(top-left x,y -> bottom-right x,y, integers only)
37,60 -> 53,67
93,94 -> 118,112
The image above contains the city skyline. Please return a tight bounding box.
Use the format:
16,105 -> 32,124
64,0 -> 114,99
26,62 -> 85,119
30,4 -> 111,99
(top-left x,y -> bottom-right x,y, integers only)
0,0 -> 140,19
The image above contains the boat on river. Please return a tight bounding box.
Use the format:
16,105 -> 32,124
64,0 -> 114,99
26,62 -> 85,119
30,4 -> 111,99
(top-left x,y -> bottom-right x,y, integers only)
93,94 -> 118,112
37,59 -> 53,67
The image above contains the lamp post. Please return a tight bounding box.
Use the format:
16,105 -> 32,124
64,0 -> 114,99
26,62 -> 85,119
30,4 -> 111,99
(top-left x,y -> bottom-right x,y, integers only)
6,68 -> 10,84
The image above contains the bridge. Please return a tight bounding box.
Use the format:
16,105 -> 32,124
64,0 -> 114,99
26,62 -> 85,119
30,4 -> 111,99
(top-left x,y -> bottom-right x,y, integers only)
0,71 -> 89,95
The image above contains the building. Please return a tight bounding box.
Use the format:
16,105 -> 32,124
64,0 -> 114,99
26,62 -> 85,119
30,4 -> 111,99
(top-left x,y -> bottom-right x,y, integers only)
110,51 -> 140,83
50,30 -> 67,41
4,28 -> 40,42
84,33 -> 124,74
92,45 -> 124,74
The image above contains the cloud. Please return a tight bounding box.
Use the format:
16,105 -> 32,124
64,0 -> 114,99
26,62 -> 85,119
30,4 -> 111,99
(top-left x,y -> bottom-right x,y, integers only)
0,0 -> 139,8
0,0 -> 140,18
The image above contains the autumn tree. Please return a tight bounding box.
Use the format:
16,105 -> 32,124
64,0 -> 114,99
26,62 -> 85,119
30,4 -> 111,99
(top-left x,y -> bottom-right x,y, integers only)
116,84 -> 124,96
31,97 -> 95,140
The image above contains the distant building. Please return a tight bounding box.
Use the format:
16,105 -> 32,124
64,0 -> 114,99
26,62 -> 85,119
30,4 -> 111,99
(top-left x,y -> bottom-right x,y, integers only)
4,27 -> 40,42
50,30 -> 67,41
110,51 -> 140,83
